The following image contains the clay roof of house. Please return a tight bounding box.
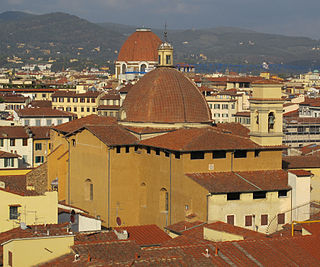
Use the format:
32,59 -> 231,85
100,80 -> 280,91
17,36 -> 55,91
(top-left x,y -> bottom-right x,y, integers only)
165,221 -> 205,234
100,93 -> 120,100
289,170 -> 313,177
139,127 -> 260,151
119,83 -> 133,93
114,225 -> 171,246
0,151 -> 20,158
29,100 -> 52,108
122,67 -> 212,124
234,111 -> 251,117
186,170 -> 290,193
204,221 -> 265,240
16,107 -> 74,118
0,175 -> 40,196
214,122 -> 250,137
0,126 -> 29,139
300,144 -> 320,155
28,126 -> 50,139
301,222 -> 320,235
284,116 -> 320,124
53,114 -> 117,134
283,155 -> 320,168
283,109 -> 299,117
80,125 -> 138,146
0,93 -> 28,103
125,126 -> 175,135
117,29 -> 162,62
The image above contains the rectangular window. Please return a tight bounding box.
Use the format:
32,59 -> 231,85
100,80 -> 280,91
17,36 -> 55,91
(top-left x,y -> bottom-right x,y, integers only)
190,151 -> 204,160
57,119 -> 62,125
74,107 -> 77,112
36,120 -> 41,126
80,98 -> 85,103
166,55 -> 171,65
87,107 -> 90,112
0,139 -> 3,147
35,143 -> 42,150
10,139 -> 15,146
234,150 -> 247,158
227,215 -> 234,225
72,139 -> 76,147
81,107 -> 84,112
155,148 -> 160,155
213,151 -> 226,159
9,206 -> 19,220
59,98 -> 64,102
125,146 -> 130,153
35,156 -> 44,163
22,138 -> 28,146
175,152 -> 180,159
227,192 -> 240,200
87,98 -> 90,103
46,119 -> 52,126
147,147 -> 151,154
245,215 -> 252,226
278,190 -> 288,198
165,151 -> 170,157
92,108 -> 96,112
91,98 -> 96,103
222,104 -> 228,109
4,158 -> 9,167
116,147 -> 121,153
254,150 -> 260,157
25,119 -> 30,126
67,98 -> 70,102
73,98 -> 78,103
253,191 -> 266,199
90,183 -> 93,201
214,104 -> 220,109
261,214 -> 268,225
278,213 -> 285,224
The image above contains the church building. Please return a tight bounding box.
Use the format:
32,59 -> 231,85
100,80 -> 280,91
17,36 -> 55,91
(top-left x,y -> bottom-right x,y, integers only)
48,39 -> 310,234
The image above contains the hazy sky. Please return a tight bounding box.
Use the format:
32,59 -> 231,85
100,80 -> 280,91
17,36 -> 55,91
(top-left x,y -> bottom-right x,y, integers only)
2,0 -> 320,39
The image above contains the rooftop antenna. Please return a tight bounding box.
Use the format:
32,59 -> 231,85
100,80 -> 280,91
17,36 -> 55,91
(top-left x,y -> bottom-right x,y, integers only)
164,22 -> 168,42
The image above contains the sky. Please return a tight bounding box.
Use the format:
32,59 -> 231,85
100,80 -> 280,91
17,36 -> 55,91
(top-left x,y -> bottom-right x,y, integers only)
1,0 -> 320,39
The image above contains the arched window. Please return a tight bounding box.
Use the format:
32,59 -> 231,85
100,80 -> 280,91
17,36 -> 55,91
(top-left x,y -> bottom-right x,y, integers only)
268,112 -> 275,132
122,64 -> 126,74
140,64 -> 147,73
85,179 -> 93,201
140,182 -> 147,207
160,188 -> 168,212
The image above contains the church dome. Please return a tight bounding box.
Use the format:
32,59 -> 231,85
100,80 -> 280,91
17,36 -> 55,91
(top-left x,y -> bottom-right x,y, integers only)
117,28 -> 162,62
121,67 -> 212,124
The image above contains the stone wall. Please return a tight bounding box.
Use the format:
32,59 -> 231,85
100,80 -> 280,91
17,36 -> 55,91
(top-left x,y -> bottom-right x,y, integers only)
26,162 -> 48,194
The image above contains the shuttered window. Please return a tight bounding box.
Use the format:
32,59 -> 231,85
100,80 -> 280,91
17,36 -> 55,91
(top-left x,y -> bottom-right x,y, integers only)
261,214 -> 268,226
245,215 -> 252,226
227,215 -> 234,225
278,213 -> 285,224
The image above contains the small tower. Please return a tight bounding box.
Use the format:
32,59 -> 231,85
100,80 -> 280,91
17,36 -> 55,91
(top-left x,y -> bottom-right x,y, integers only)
158,27 -> 173,67
249,80 -> 284,146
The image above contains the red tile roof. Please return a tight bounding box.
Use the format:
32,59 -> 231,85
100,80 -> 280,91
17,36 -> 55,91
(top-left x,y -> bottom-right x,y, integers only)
122,67 -> 212,124
29,100 -> 52,108
214,122 -> 250,137
186,170 -> 290,193
52,114 -> 117,134
0,126 -> 29,139
139,127 -> 259,151
114,225 -> 171,246
96,104 -> 120,110
0,151 -> 19,158
283,155 -> 320,168
81,125 -> 138,146
28,126 -> 50,139
125,126 -> 175,135
300,144 -> 320,156
0,175 -> 40,196
204,221 -> 265,240
289,170 -> 312,177
16,107 -> 74,118
165,221 -> 205,234
301,222 -> 320,235
117,29 -> 162,62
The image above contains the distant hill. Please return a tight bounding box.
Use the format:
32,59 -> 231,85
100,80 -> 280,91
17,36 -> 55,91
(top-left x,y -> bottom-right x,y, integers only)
1,11 -> 320,71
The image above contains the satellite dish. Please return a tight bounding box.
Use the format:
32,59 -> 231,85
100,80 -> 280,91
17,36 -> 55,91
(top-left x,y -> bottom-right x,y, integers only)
116,217 -> 121,226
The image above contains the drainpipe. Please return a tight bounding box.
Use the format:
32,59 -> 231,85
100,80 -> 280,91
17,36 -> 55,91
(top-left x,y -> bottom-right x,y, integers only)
107,147 -> 111,228
65,138 -> 71,205
169,152 -> 172,225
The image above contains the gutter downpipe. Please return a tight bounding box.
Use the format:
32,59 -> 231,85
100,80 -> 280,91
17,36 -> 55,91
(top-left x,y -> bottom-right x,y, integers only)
65,137 -> 71,205
169,152 -> 172,226
108,147 -> 111,228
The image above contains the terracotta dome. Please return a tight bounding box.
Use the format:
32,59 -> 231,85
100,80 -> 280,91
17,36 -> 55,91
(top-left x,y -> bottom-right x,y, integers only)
121,67 -> 212,124
117,29 -> 162,62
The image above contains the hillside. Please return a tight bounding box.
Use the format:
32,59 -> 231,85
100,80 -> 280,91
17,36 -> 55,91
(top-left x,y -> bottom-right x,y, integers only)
1,11 -> 320,71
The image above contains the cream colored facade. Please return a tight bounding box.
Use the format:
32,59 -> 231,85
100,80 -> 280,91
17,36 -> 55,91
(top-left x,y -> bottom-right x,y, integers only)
2,235 -> 74,267
0,190 -> 58,233
208,191 -> 291,234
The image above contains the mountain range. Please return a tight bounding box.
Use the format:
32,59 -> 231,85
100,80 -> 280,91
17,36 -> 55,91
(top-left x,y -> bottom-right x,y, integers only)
1,11 -> 320,72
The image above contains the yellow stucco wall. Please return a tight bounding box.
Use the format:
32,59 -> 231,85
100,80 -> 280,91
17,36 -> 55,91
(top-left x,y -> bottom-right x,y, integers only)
3,235 -> 74,267
203,227 -> 244,242
0,190 -> 58,233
